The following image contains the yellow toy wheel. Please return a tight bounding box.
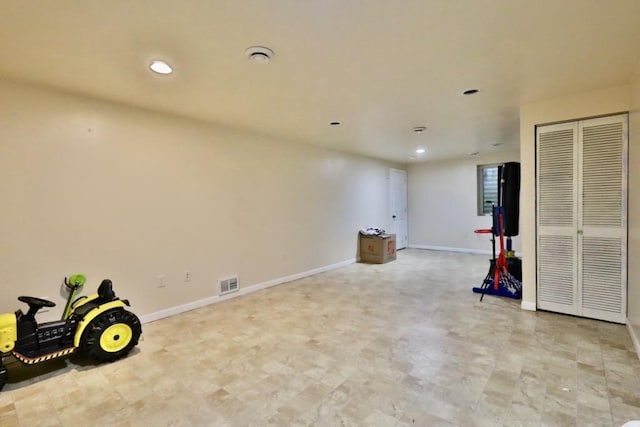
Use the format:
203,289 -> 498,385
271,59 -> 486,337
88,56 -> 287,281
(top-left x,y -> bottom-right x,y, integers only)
99,323 -> 133,352
81,309 -> 141,363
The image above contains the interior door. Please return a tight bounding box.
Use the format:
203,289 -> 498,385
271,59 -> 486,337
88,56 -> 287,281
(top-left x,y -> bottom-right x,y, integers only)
578,114 -> 627,323
536,114 -> 627,323
389,168 -> 408,249
536,122 -> 579,315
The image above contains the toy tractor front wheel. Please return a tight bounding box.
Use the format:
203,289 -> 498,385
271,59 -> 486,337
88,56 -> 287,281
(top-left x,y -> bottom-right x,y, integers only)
81,309 -> 141,363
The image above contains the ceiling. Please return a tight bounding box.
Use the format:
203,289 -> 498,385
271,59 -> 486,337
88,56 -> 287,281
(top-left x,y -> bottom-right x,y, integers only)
1,1 -> 639,163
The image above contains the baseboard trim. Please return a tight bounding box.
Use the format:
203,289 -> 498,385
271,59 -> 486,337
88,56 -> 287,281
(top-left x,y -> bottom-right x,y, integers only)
407,244 -> 492,255
407,245 -> 522,258
140,258 -> 356,324
627,319 -> 640,361
521,300 -> 536,311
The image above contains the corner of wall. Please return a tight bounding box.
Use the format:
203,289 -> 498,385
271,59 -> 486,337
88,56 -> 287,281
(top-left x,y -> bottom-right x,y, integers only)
627,73 -> 640,361
521,300 -> 536,311
627,321 -> 640,361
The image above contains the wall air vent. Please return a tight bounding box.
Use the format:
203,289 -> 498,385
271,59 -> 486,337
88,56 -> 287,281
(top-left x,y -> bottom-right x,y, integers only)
219,276 -> 239,296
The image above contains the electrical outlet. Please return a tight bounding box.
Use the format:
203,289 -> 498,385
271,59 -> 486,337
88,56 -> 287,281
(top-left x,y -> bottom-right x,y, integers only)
184,270 -> 191,283
157,275 -> 166,288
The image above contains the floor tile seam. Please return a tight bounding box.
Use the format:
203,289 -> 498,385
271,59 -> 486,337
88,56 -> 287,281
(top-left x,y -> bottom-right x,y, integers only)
0,406 -> 18,424
15,407 -> 64,427
539,386 -> 580,420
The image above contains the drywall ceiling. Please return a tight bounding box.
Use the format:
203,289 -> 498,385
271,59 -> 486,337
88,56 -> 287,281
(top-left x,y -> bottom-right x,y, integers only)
1,0 -> 639,163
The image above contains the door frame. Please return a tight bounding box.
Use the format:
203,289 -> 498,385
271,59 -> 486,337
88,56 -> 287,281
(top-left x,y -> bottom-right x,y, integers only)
389,168 -> 408,250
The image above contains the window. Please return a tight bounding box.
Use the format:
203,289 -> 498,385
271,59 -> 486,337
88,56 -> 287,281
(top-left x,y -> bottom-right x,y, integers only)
477,164 -> 499,215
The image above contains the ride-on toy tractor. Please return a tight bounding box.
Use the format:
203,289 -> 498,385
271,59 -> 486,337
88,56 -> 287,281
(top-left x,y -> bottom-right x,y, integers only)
0,274 -> 142,390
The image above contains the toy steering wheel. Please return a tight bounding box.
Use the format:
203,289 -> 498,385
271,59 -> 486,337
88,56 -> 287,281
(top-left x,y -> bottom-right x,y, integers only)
18,296 -> 56,309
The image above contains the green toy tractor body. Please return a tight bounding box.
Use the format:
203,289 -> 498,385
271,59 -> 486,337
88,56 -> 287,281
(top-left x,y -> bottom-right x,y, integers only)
0,275 -> 142,390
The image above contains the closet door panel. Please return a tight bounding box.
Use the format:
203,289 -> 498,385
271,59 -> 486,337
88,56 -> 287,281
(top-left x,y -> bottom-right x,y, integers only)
536,122 -> 578,315
537,235 -> 577,313
579,115 -> 627,323
581,237 -> 623,322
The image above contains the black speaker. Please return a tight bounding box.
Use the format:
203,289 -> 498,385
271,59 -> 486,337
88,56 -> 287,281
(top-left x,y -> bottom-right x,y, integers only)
501,162 -> 520,237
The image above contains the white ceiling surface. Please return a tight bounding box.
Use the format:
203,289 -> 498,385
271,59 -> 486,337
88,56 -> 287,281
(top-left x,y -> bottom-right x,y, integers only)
1,1 -> 639,163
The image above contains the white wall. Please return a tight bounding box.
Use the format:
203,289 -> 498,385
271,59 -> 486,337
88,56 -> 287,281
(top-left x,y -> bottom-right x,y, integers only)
0,80 -> 397,320
407,150 -> 521,253
629,74 -> 640,350
519,85 -> 632,312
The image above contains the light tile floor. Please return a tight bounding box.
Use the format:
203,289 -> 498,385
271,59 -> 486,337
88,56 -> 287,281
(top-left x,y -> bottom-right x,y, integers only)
1,249 -> 640,426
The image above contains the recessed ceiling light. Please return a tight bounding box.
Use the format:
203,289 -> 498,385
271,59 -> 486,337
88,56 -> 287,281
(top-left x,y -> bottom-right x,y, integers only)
245,46 -> 274,63
416,148 -> 426,154
329,121 -> 342,126
463,89 -> 479,95
149,60 -> 173,75
470,151 -> 480,156
413,126 -> 427,133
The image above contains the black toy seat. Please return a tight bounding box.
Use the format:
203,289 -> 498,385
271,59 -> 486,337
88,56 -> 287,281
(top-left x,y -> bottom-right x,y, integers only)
73,279 -> 118,319
98,279 -> 116,301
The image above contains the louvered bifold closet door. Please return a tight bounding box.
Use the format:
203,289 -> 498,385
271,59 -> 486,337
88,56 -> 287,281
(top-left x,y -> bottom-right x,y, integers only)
536,122 -> 578,315
578,114 -> 627,323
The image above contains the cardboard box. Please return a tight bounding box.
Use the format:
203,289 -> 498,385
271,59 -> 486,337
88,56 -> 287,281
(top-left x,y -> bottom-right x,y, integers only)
359,233 -> 396,264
